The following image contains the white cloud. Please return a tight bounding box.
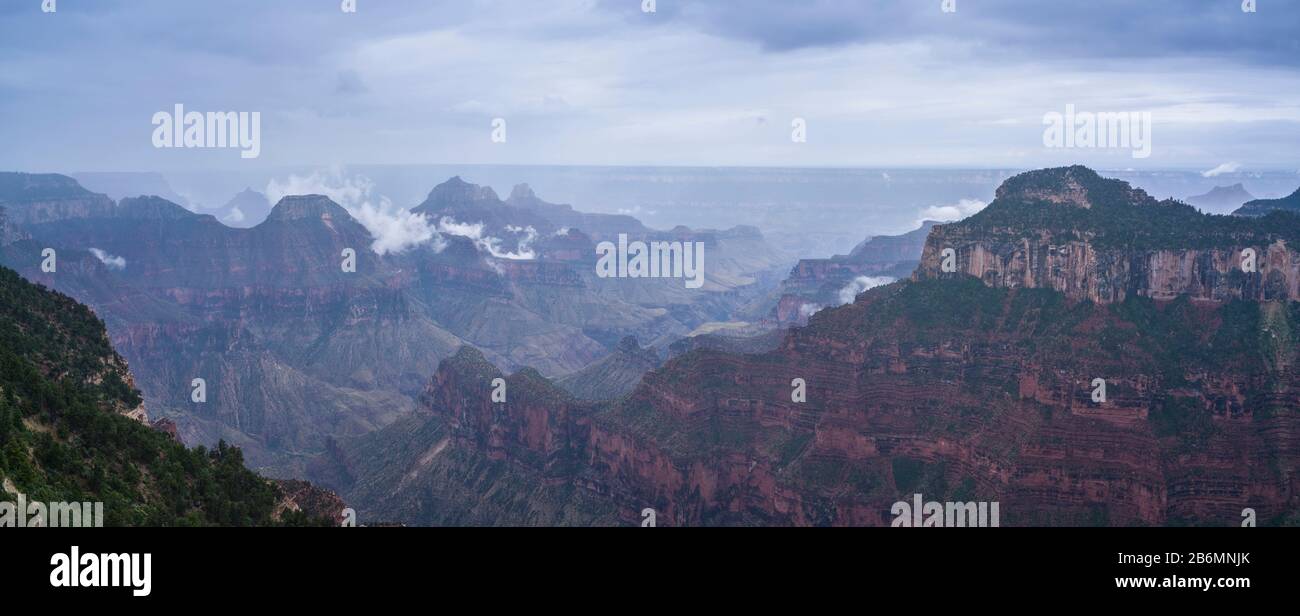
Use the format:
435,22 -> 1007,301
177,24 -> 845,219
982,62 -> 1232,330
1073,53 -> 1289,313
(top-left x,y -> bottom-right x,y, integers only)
89,248 -> 126,270
266,168 -> 442,255
8,2 -> 1300,170
436,217 -> 537,260
352,201 -> 446,256
917,198 -> 987,224
837,275 -> 894,305
1202,162 -> 1242,178
223,206 -> 245,224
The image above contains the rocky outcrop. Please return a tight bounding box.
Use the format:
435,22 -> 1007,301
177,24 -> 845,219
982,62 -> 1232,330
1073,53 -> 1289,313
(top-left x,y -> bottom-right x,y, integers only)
916,166 -> 1300,304
0,172 -> 116,225
317,167 -> 1300,527
272,479 -> 349,525
336,275 -> 1298,527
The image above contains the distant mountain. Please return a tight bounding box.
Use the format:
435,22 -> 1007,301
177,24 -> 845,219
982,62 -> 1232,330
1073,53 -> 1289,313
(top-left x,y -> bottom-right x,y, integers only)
0,172 -> 115,224
0,172 -> 790,475
918,166 -> 1300,303
556,336 -> 661,401
71,172 -> 191,208
216,187 -> 272,227
506,183 -> 651,238
0,264 -> 336,526
316,166 -> 1300,527
766,221 -> 936,324
1185,183 -> 1255,212
1232,187 -> 1300,218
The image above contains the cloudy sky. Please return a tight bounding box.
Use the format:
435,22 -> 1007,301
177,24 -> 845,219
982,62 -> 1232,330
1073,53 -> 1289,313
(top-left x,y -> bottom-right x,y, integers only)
1,0 -> 1298,172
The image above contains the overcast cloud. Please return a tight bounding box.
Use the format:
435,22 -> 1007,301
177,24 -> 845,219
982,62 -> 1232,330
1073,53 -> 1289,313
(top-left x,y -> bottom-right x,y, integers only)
1,0 -> 1297,171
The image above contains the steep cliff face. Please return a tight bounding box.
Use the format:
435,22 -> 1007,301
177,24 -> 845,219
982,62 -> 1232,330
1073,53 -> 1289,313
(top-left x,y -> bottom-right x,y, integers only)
916,166 -> 1300,304
317,167 -> 1300,527
596,279 -> 1298,526
0,206 -> 29,246
0,172 -> 117,225
313,347 -> 619,526
328,276 -> 1298,527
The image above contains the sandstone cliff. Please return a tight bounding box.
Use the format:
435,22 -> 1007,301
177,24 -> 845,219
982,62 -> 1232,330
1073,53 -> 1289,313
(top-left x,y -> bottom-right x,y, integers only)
316,167 -> 1300,527
916,166 -> 1300,304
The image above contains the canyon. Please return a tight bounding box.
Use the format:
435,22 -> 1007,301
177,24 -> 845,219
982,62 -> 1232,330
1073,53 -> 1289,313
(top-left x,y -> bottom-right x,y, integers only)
6,165 -> 1297,526
0,172 -> 790,474
312,166 -> 1300,526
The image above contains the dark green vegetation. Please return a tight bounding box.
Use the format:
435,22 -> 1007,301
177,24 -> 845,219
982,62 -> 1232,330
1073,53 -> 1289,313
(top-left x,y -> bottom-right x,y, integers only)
1233,187 -> 1300,218
959,166 -> 1300,250
0,265 -> 326,526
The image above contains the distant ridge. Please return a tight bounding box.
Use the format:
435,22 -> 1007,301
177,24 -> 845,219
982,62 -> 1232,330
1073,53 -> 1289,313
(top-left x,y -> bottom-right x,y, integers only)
1233,187 -> 1300,218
